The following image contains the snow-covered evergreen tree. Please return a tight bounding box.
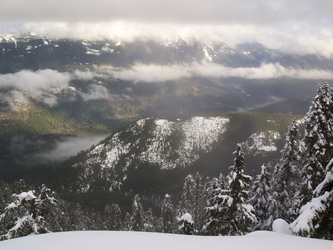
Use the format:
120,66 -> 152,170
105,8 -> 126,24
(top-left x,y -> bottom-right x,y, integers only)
161,194 -> 175,233
178,213 -> 194,235
299,83 -> 333,205
144,208 -> 156,232
291,159 -> 333,239
130,194 -> 145,231
123,212 -> 132,231
204,174 -> 230,235
104,203 -> 123,231
249,163 -> 273,230
192,173 -> 205,232
176,173 -> 205,233
0,184 -> 56,240
176,174 -> 194,221
46,198 -> 80,232
205,145 -> 255,236
227,144 -> 256,235
271,119 -> 301,222
264,163 -> 284,228
68,203 -> 89,231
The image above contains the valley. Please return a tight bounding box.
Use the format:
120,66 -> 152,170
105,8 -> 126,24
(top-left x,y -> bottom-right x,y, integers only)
0,32 -> 331,212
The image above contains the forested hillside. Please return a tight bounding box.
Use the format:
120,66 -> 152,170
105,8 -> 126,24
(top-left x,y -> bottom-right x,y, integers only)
0,83 -> 332,240
47,112 -> 299,195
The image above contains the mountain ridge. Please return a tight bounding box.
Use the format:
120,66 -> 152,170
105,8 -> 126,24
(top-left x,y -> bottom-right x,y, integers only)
1,33 -> 333,72
48,112 -> 301,195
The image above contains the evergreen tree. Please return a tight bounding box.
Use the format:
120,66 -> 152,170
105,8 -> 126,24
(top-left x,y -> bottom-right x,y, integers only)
46,198 -> 77,232
204,174 -> 230,235
176,174 -> 194,221
123,212 -> 132,231
130,194 -> 145,231
249,163 -> 273,230
271,119 -> 301,222
178,213 -> 194,235
68,203 -> 88,231
104,203 -> 123,231
176,173 -> 205,233
0,184 -> 56,240
85,209 -> 103,230
226,144 -> 256,235
144,208 -> 156,232
192,173 -> 206,232
0,181 -> 11,212
291,159 -> 333,239
299,83 -> 333,205
265,163 -> 284,228
161,194 -> 175,233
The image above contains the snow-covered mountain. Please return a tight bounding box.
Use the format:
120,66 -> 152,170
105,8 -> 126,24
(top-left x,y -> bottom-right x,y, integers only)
1,32 -> 333,72
50,113 -> 297,194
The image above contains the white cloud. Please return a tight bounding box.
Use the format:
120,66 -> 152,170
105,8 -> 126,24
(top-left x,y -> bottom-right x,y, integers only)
3,22 -> 327,59
0,69 -> 105,109
73,70 -> 95,81
1,64 -> 332,111
0,69 -> 71,91
0,69 -> 71,107
107,62 -> 333,83
35,135 -> 107,162
112,63 -> 192,83
193,62 -> 333,79
81,84 -> 109,101
0,90 -> 29,111
0,0 -> 332,26
0,1 -> 332,58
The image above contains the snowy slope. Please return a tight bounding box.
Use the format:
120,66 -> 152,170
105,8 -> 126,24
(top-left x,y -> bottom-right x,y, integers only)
49,113 -> 293,193
72,116 -> 230,191
240,131 -> 281,156
85,116 -> 229,170
1,231 -> 332,250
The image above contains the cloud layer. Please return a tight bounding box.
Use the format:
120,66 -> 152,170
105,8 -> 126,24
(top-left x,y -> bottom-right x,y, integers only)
0,69 -> 108,109
109,62 -> 333,83
1,1 -> 332,58
0,22 -> 328,59
0,69 -> 71,107
1,62 -> 332,110
36,135 -> 107,162
0,0 -> 332,26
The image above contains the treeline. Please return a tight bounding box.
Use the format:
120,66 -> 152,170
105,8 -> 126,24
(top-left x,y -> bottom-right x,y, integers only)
0,83 -> 332,240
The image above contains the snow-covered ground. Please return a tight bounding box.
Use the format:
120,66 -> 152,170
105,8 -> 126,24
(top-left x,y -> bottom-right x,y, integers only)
1,231 -> 332,250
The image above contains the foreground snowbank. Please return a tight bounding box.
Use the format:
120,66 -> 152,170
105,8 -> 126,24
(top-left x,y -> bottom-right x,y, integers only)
1,231 -> 332,250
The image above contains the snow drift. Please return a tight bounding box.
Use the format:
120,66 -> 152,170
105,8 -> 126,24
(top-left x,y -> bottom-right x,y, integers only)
0,231 -> 332,250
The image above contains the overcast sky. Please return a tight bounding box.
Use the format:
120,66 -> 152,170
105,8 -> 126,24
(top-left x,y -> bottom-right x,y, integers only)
0,0 -> 332,57
0,0 -> 332,25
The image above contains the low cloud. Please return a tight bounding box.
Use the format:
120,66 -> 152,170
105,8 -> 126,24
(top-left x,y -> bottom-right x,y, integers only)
81,84 -> 109,101
0,69 -> 71,91
0,69 -> 106,110
73,70 -> 95,81
112,63 -> 191,83
193,62 -> 333,79
1,64 -> 332,110
0,90 -> 29,111
109,62 -> 333,83
236,95 -> 285,112
36,135 -> 107,162
0,69 -> 71,107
